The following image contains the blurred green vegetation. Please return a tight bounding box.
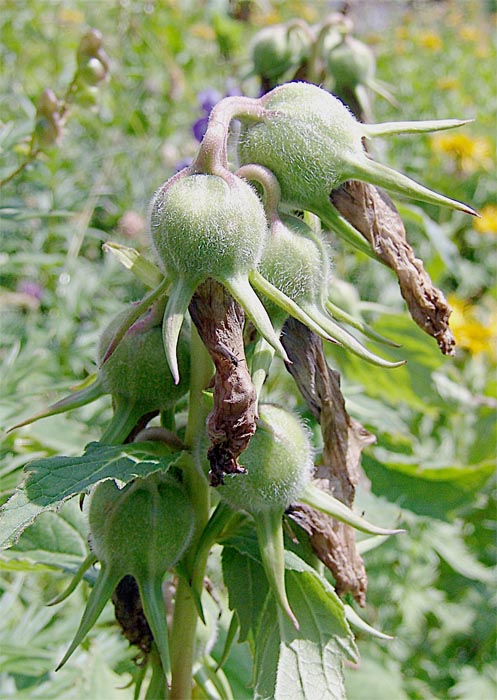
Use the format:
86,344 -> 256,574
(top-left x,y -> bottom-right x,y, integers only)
1,1 -> 495,699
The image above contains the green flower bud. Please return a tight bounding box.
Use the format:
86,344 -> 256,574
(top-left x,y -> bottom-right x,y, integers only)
78,56 -> 108,85
97,306 -> 189,414
219,404 -> 313,629
33,88 -> 61,148
327,36 -> 375,90
250,24 -> 310,81
218,404 -> 313,514
89,474 -> 194,578
149,170 -> 289,382
57,472 -> 194,675
239,82 -> 476,241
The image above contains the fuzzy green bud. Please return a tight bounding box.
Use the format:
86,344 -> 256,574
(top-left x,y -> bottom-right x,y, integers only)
219,404 -> 314,514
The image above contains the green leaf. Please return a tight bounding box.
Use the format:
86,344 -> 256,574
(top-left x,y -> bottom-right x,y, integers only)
364,453 -> 494,519
2,498 -> 89,570
0,441 -> 180,548
253,552 -> 357,700
222,545 -> 269,643
345,652 -> 410,700
425,520 -> 495,584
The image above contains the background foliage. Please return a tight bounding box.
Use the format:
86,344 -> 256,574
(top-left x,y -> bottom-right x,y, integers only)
1,1 -> 495,699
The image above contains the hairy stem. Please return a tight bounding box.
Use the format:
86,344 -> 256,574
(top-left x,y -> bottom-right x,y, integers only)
169,327 -> 212,700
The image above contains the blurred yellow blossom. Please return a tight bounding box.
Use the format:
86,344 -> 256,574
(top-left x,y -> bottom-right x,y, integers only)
190,24 -> 215,40
417,31 -> 443,51
474,204 -> 497,235
458,26 -> 479,42
431,133 -> 493,174
436,76 -> 459,91
57,8 -> 84,25
448,296 -> 496,357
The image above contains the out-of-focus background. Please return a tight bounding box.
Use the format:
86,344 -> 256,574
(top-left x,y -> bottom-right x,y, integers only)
0,2 -> 495,699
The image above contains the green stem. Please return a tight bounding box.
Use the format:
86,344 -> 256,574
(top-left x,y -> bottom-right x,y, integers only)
0,149 -> 40,188
250,336 -> 275,408
169,327 -> 212,700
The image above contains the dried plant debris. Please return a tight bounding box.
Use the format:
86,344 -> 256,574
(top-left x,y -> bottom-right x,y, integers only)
331,180 -> 455,355
112,575 -> 153,656
189,279 -> 257,486
283,318 -> 374,604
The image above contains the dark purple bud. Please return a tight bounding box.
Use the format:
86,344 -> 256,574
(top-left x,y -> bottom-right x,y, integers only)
197,88 -> 222,114
174,156 -> 193,173
192,116 -> 209,143
224,83 -> 243,98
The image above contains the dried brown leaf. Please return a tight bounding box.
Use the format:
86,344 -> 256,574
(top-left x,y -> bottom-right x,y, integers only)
331,180 -> 455,355
282,318 -> 374,604
189,279 -> 257,486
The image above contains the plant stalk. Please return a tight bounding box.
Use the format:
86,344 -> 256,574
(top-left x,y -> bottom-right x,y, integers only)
169,327 -> 212,700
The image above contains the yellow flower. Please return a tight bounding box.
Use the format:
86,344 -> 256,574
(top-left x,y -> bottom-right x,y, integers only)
417,32 -> 443,51
458,26 -> 478,42
448,296 -> 496,357
57,8 -> 84,25
190,24 -> 215,40
436,76 -> 459,91
474,204 -> 497,235
431,133 -> 493,174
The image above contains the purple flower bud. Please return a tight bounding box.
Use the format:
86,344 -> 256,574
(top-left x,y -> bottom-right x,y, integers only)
192,116 -> 209,143
224,83 -> 243,98
174,156 -> 193,173
17,280 -> 44,301
197,88 -> 222,115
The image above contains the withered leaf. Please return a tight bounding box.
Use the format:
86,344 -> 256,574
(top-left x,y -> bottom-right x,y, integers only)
331,180 -> 456,355
189,279 -> 257,486
283,318 -> 374,605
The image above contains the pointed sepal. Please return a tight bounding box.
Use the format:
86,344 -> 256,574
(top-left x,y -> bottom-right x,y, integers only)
99,398 -> 151,445
162,277 -> 197,384
250,270 -> 340,346
56,563 -> 121,671
255,509 -> 299,630
8,378 -> 105,432
224,274 -> 290,365
102,241 -> 165,289
300,482 -> 405,536
101,276 -> 170,365
47,552 -> 98,606
138,575 -> 171,680
325,299 -> 400,347
344,603 -> 394,641
300,301 -> 405,368
347,155 -> 478,216
314,199 -> 377,259
363,118 -> 473,138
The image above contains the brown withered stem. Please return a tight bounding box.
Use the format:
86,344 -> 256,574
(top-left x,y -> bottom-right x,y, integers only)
188,279 -> 258,486
283,318 -> 374,605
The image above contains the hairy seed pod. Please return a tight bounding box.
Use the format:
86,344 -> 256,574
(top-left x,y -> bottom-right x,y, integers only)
57,472 -> 195,676
218,404 -> 313,514
149,170 -> 288,382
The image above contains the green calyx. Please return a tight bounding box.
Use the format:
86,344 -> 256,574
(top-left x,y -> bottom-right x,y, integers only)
57,472 -> 195,678
149,170 -> 289,382
218,404 -> 314,514
327,35 -> 376,90
239,82 -> 477,219
98,305 -> 190,414
218,404 -> 313,628
250,23 -> 311,81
